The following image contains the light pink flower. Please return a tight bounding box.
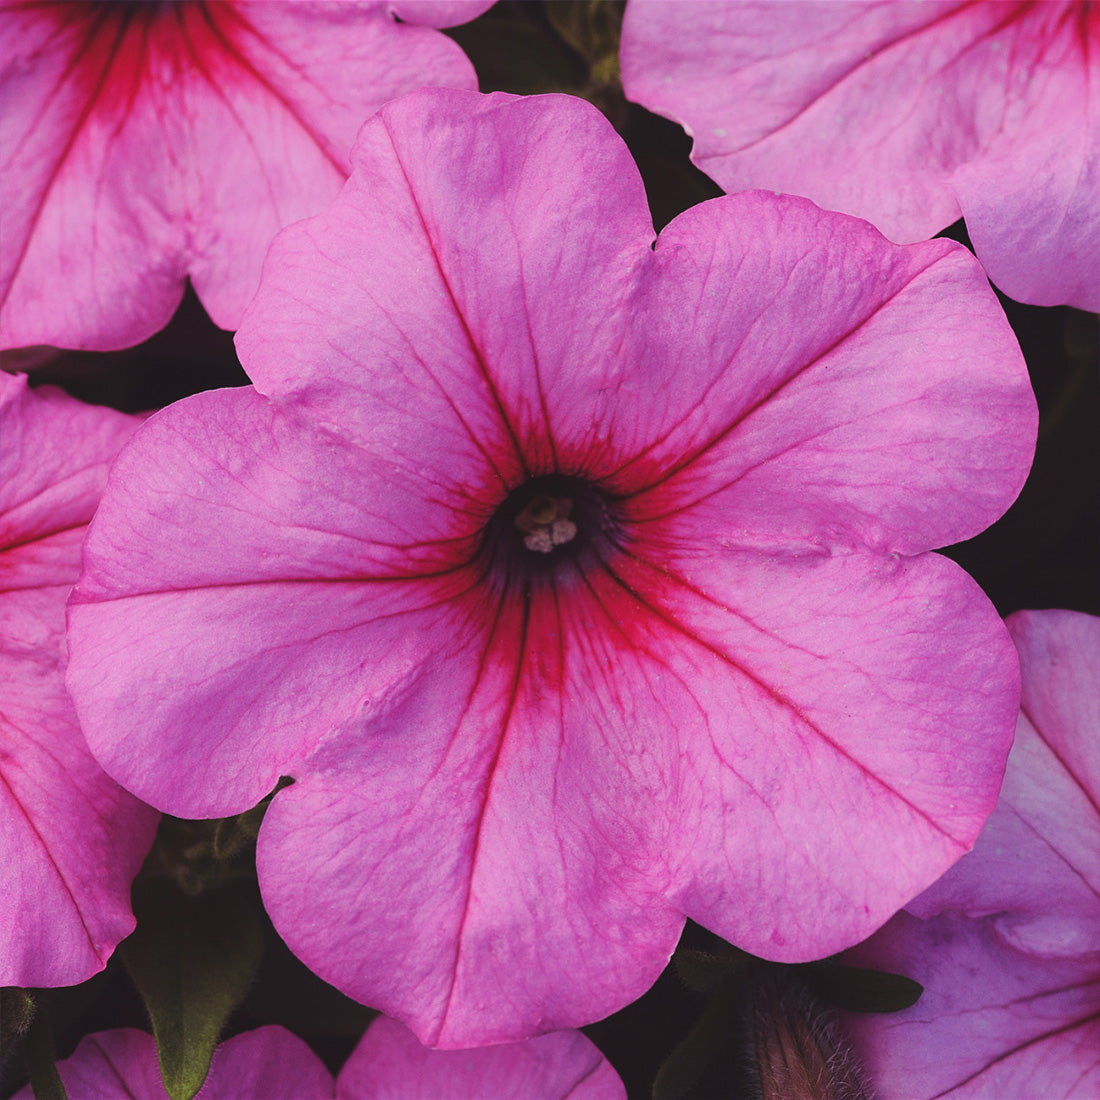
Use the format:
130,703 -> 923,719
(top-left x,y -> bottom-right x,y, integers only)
620,1 -> 1100,311
15,1019 -> 625,1099
842,609 -> 1100,1098
338,1016 -> 626,1099
0,372 -> 158,987
13,1026 -> 334,1100
67,89 -> 1036,1046
0,0 -> 492,351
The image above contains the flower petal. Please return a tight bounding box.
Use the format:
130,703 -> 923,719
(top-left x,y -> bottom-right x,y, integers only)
601,545 -> 1018,959
68,385 -> 490,816
257,579 -> 684,1047
844,913 -> 1100,1099
620,0 -> 1100,309
236,89 -> 657,477
1,375 -> 157,988
13,1027 -> 334,1099
0,1 -> 489,348
908,610 -> 1100,958
337,1016 -> 626,1099
615,192 -> 1035,556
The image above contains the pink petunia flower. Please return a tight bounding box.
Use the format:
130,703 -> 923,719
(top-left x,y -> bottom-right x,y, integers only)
338,1015 -> 626,1099
67,89 -> 1036,1046
12,1026 -> 333,1100
0,372 -> 158,987
15,1019 -> 625,1099
0,0 -> 493,351
620,0 -> 1100,311
842,609 -> 1100,1098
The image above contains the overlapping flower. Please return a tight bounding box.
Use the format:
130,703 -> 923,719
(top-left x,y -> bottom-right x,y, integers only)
65,89 -> 1037,1047
0,372 -> 158,987
15,1017 -> 626,1099
621,0 -> 1100,310
0,0 -> 492,350
842,610 -> 1100,1097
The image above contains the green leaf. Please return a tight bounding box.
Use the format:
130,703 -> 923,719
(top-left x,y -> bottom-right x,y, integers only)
121,880 -> 264,1100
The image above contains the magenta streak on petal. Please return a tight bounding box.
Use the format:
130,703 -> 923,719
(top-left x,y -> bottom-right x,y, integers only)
436,588 -> 529,1041
604,253 -> 940,499
180,2 -> 345,179
599,548 -> 963,847
0,761 -> 103,958
191,3 -> 345,173
2,6 -> 125,297
379,118 -> 532,482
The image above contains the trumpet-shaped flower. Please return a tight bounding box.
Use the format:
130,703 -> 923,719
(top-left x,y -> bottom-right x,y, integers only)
0,373 -> 157,987
67,89 -> 1036,1046
842,610 -> 1100,1098
620,0 -> 1100,311
0,0 -> 492,351
15,1019 -> 625,1099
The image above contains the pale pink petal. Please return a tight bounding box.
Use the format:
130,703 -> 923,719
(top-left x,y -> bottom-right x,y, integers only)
0,0 -> 491,349
237,89 -> 656,468
240,101 -> 1033,557
257,580 -> 684,1046
68,385 -> 489,817
338,1017 -> 625,1099
13,1027 -> 335,1099
610,547 -> 1019,960
620,0 -> 1100,309
68,92 -> 1035,1044
841,610 -> 1100,1098
908,610 -> 1100,958
844,913 -> 1100,1099
617,192 -> 1035,557
1,374 -> 157,988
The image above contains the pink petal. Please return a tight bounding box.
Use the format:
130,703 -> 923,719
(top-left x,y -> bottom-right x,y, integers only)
908,610 -> 1100,958
257,579 -> 684,1046
337,1016 -> 625,1099
68,384 -> 489,817
618,191 -> 1035,556
13,1027 -> 334,1099
609,546 -> 1019,959
68,91 -> 1036,1043
844,912 -> 1100,1099
1,374 -> 157,988
237,89 -> 657,468
0,0 -> 491,349
620,1 -> 1100,310
841,610 -> 1100,1098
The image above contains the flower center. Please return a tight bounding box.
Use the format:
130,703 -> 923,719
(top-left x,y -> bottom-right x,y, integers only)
482,474 -> 620,586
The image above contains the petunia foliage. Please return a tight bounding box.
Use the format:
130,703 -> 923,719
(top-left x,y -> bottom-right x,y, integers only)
66,89 -> 1037,1047
620,0 -> 1100,311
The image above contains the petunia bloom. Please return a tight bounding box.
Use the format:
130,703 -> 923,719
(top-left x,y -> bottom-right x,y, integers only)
842,609 -> 1100,1098
620,0 -> 1100,311
0,0 -> 493,351
0,372 -> 158,987
14,1019 -> 625,1099
67,89 -> 1036,1046
339,1015 -> 626,1099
